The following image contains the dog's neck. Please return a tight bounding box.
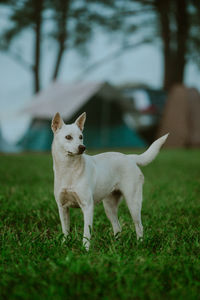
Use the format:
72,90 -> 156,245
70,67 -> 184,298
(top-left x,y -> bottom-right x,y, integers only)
52,140 -> 86,190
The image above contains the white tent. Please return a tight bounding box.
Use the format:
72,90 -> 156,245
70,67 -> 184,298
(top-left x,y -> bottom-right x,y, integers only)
21,81 -> 122,120
18,81 -> 146,150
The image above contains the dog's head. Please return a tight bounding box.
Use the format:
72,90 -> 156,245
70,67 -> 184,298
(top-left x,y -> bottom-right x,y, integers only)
51,112 -> 86,156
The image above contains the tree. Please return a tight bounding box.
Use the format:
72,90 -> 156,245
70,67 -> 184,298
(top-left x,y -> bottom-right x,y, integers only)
0,0 -> 97,93
88,0 -> 200,90
152,0 -> 200,90
154,0 -> 189,90
0,0 -> 45,92
50,0 -> 70,80
1,0 -> 200,92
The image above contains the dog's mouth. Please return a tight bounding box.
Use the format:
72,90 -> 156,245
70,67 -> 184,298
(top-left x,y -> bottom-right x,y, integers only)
67,151 -> 75,156
66,151 -> 83,156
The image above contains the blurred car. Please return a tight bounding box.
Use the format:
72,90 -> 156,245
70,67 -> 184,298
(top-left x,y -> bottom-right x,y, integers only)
118,84 -> 167,143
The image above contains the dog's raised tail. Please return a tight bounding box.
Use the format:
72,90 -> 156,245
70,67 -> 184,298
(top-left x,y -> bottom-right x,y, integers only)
132,134 -> 169,166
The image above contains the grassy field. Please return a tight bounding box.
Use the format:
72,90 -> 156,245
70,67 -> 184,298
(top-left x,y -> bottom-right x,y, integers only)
0,149 -> 200,300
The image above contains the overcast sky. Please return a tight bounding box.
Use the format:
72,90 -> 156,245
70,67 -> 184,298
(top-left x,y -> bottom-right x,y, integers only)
1,8 -> 200,143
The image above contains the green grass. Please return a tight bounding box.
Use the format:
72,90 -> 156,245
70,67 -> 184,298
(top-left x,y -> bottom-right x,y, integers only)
0,150 -> 200,300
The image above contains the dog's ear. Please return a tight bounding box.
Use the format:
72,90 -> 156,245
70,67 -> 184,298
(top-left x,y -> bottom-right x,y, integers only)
51,112 -> 63,133
75,112 -> 86,131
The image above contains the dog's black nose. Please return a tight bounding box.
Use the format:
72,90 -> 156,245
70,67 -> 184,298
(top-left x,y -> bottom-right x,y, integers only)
78,145 -> 86,154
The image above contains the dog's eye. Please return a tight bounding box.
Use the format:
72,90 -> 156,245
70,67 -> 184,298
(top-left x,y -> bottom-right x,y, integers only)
79,135 -> 83,140
65,135 -> 73,140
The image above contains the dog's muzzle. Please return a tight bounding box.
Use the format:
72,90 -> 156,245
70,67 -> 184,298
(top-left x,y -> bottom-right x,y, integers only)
78,145 -> 86,154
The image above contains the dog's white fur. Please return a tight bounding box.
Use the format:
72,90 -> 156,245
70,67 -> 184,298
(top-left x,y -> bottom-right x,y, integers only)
51,112 -> 168,250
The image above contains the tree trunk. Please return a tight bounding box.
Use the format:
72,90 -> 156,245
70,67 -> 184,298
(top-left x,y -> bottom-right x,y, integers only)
52,40 -> 66,80
173,0 -> 188,84
155,0 -> 189,90
155,0 -> 173,90
33,0 -> 43,93
52,0 -> 70,80
159,0 -> 172,90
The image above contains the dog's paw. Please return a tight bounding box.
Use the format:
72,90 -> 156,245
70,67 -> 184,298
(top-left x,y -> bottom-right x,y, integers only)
114,231 -> 122,240
83,237 -> 90,251
61,234 -> 70,245
137,236 -> 143,243
61,236 -> 66,245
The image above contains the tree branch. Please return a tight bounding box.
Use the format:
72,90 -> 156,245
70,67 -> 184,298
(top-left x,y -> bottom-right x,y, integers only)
111,7 -> 155,17
76,39 -> 152,80
52,0 -> 70,80
33,0 -> 43,93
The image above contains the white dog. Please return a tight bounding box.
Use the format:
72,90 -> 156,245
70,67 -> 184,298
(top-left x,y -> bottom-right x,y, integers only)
51,112 -> 168,250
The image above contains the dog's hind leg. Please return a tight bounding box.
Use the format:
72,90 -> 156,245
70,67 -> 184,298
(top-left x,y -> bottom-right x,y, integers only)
103,191 -> 122,236
123,180 -> 143,240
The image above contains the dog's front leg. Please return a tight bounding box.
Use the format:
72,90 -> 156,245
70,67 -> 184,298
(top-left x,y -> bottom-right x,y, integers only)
58,205 -> 70,237
81,200 -> 94,251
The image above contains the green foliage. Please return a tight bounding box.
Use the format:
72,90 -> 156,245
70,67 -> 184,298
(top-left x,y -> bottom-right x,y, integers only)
0,0 -> 103,86
0,0 -> 100,56
0,0 -> 42,47
0,150 -> 200,299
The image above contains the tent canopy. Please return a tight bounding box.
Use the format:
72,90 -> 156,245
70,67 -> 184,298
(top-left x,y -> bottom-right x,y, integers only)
21,81 -> 123,120
18,81 -> 146,150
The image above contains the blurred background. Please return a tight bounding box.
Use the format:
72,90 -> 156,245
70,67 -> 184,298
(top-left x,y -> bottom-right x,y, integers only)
0,0 -> 200,152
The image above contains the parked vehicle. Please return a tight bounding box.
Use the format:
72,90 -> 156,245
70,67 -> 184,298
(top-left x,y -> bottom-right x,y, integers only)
118,84 -> 167,143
